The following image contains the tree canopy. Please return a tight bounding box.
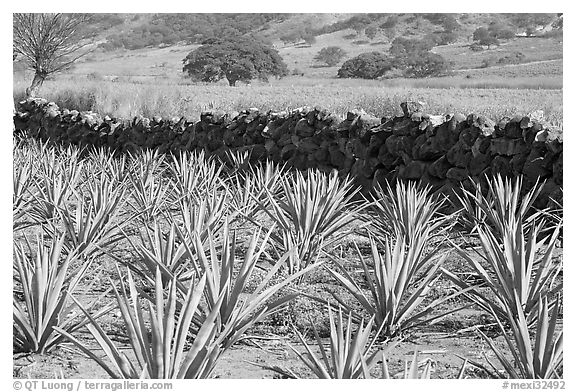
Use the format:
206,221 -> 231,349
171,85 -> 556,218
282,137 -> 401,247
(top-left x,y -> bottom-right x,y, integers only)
182,37 -> 288,86
314,46 -> 347,67
337,52 -> 392,79
337,36 -> 452,80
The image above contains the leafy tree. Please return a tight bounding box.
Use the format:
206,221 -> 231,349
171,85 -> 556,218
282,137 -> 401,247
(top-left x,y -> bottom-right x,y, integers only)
303,33 -> 317,46
473,27 -> 490,42
488,23 -> 515,39
389,37 -> 435,58
314,46 -> 347,67
403,52 -> 451,78
552,16 -> 563,29
472,27 -> 500,47
280,31 -> 301,45
365,26 -> 378,40
337,52 -> 392,79
383,28 -> 397,42
13,13 -> 93,97
441,15 -> 460,33
438,31 -> 459,45
385,35 -> 452,78
380,15 -> 399,29
182,37 -> 288,86
421,13 -> 460,32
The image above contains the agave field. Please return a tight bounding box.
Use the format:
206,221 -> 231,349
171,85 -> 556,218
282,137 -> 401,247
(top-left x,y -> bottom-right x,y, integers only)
13,136 -> 563,379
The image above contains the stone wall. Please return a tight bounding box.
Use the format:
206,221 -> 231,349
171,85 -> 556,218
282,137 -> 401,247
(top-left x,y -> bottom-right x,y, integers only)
13,98 -> 562,207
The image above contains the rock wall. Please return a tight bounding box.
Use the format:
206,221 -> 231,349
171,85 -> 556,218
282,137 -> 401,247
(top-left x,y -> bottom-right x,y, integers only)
13,98 -> 562,207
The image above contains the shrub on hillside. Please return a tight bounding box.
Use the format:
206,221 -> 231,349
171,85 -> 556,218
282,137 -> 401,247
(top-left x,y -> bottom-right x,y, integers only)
437,31 -> 459,45
403,52 -> 452,78
337,52 -> 392,79
365,25 -> 378,40
488,23 -> 515,39
421,13 -> 460,33
389,37 -> 435,58
380,15 -> 399,29
473,27 -> 500,47
314,46 -> 347,67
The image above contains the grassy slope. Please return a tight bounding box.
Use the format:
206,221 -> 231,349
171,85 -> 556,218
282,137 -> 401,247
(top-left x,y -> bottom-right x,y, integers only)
13,14 -> 563,125
20,13 -> 560,83
52,32 -> 562,85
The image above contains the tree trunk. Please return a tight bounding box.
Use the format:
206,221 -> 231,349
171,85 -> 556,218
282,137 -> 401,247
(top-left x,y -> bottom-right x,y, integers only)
26,71 -> 46,98
227,78 -> 237,87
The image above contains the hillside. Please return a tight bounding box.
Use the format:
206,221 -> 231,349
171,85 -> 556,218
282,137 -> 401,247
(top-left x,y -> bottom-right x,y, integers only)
13,13 -> 563,89
53,13 -> 562,52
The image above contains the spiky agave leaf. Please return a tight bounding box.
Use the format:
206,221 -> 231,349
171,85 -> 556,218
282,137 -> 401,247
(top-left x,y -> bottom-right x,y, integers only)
184,219 -> 323,348
127,149 -> 170,224
476,295 -> 563,379
327,235 -> 461,338
254,169 -> 365,274
442,219 -> 562,326
57,268 -> 227,379
284,306 -> 385,379
13,233 -> 110,354
55,174 -> 132,259
168,150 -> 224,207
13,146 -> 38,231
229,160 -> 285,220
365,180 -> 450,245
114,220 -> 192,294
456,174 -> 546,237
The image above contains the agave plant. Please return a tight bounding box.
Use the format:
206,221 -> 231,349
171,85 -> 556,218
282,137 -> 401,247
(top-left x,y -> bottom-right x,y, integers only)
13,146 -> 38,230
87,146 -> 129,184
117,221 -> 191,293
255,169 -> 365,274
172,187 -> 230,246
55,174 -> 132,259
56,268 -> 228,379
127,149 -> 170,223
229,160 -> 285,219
327,235 -> 462,338
185,220 -> 322,347
13,233 -> 110,354
477,295 -> 563,379
220,148 -> 252,177
286,306 -> 384,379
28,156 -> 84,225
365,180 -> 451,245
168,151 -> 224,207
456,174 -> 545,237
442,219 -> 562,326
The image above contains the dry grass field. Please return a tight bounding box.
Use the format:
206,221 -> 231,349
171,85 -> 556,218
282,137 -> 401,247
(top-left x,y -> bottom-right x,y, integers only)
12,76 -> 563,126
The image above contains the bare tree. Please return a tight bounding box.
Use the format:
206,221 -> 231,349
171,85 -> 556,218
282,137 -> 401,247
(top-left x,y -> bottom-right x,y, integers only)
13,13 -> 93,97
